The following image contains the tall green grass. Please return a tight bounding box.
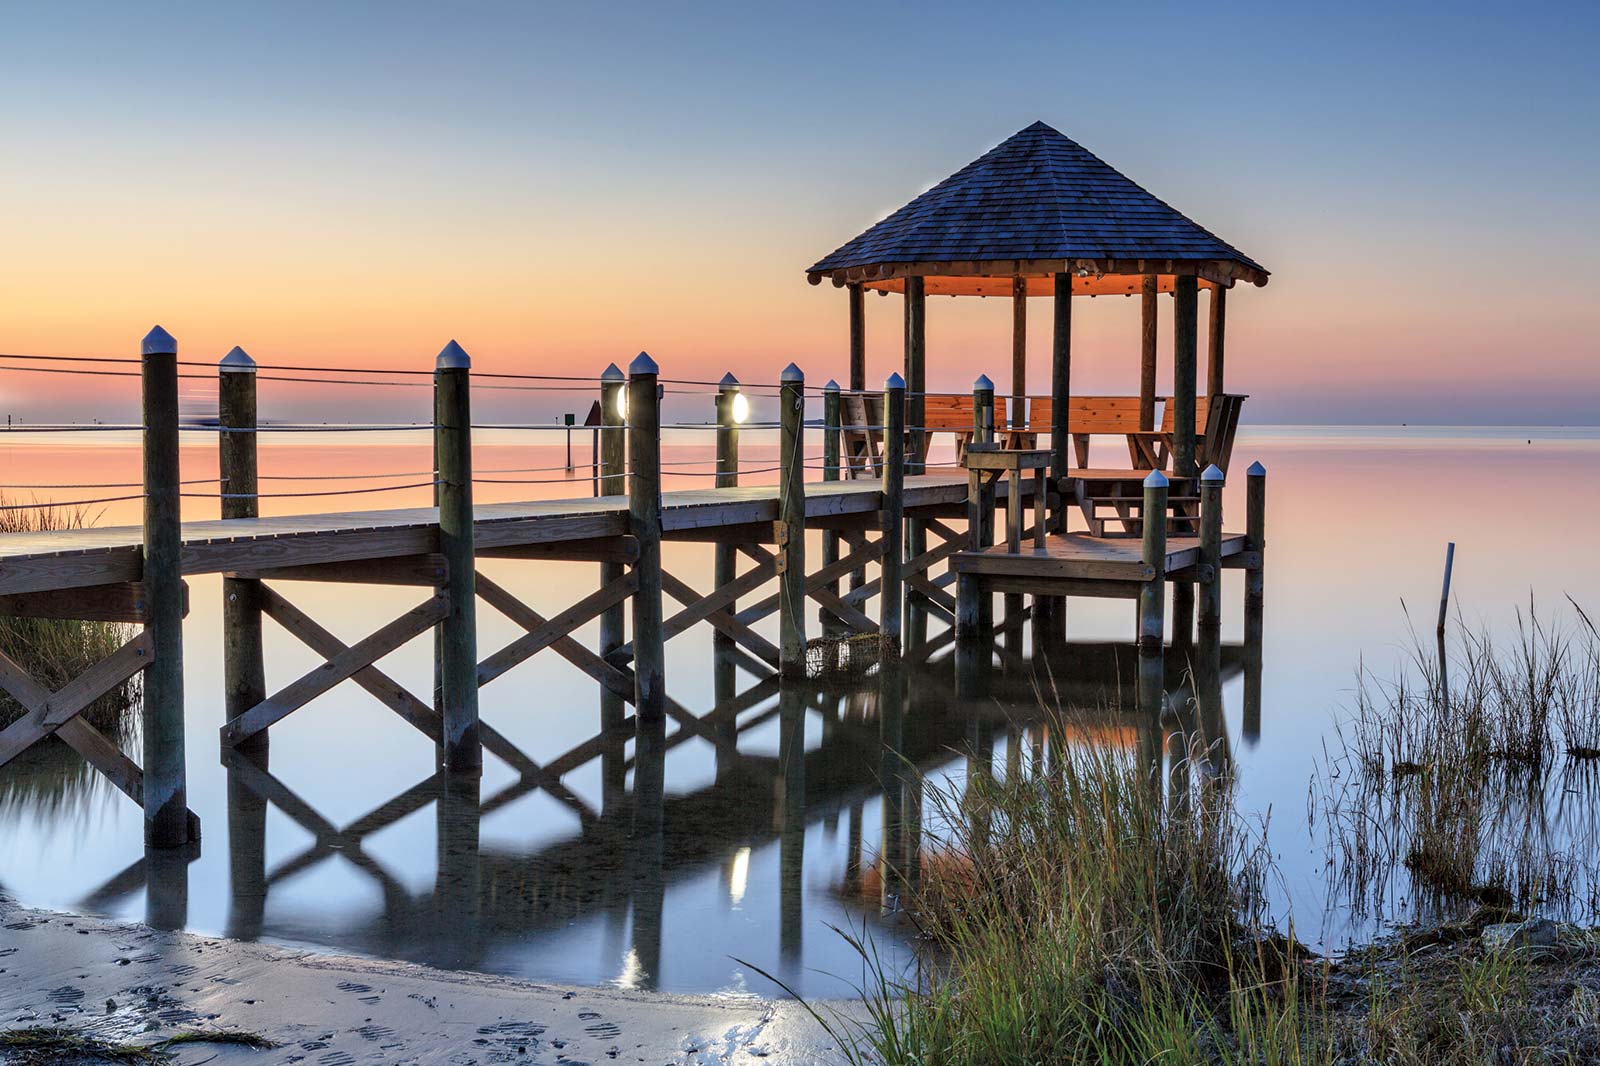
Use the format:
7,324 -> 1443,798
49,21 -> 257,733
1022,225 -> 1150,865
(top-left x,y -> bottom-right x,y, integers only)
0,494 -> 140,815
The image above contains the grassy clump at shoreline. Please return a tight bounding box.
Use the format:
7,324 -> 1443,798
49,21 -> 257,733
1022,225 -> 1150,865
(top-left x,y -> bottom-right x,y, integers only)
0,495 -> 140,734
795,607 -> 1600,1065
0,495 -> 141,818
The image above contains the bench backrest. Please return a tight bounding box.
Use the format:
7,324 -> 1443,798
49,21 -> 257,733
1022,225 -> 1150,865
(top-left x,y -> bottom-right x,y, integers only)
1159,396 -> 1212,436
1026,395 -> 1145,434
921,393 -> 1009,432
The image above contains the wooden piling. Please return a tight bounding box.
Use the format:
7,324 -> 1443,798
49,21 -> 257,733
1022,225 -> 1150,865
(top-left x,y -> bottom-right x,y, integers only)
628,353 -> 665,729
972,375 -> 995,631
1199,464 -> 1224,631
598,363 -> 627,740
219,347 -> 266,756
1139,275 -> 1158,431
1138,470 -> 1168,655
141,325 -> 190,847
434,340 -> 480,774
777,363 -> 807,676
821,380 -> 841,631
713,372 -> 741,636
880,373 -> 906,656
1245,460 -> 1266,617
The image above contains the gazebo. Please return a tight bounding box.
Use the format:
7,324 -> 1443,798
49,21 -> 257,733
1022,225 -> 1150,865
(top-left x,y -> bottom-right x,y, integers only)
806,120 -> 1269,496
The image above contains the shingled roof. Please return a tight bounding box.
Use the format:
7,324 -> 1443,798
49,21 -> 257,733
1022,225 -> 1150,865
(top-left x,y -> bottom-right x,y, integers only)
807,121 -> 1268,295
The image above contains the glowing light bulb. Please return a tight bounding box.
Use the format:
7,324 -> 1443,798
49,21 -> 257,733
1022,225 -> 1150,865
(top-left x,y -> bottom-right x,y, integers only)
731,392 -> 749,425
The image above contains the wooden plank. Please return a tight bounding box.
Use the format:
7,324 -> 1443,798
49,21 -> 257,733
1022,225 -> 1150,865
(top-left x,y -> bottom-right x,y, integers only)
257,586 -> 441,744
221,594 -> 447,746
56,717 -> 146,805
230,555 -> 446,586
982,576 -> 1146,600
0,582 -> 187,622
478,535 -> 638,563
478,573 -> 639,687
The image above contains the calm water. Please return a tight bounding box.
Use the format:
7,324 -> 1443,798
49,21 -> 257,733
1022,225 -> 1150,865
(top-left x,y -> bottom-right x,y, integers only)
2,425 -> 1599,998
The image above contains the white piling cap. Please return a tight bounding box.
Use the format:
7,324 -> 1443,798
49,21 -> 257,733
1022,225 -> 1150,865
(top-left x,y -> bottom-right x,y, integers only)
436,340 -> 470,370
1202,463 -> 1225,483
1143,469 -> 1169,489
780,362 -> 804,383
142,325 -> 176,355
719,371 -> 740,388
601,362 -> 625,382
823,379 -> 839,392
629,351 -> 658,376
219,346 -> 256,373
1247,460 -> 1266,477
886,372 -> 905,389
974,374 -> 994,391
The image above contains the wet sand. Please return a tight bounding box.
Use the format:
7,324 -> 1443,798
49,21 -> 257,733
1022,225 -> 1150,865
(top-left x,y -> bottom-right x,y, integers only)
0,897 -> 852,1064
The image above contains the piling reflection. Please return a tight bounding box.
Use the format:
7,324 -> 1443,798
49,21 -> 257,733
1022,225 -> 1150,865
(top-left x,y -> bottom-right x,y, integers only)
202,612 -> 1264,996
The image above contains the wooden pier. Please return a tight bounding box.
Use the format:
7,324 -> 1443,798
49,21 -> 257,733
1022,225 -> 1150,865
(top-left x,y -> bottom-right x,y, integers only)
1,120 -> 1274,854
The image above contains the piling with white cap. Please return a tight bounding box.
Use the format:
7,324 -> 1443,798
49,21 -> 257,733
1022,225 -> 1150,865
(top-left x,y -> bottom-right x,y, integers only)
777,363 -> 807,675
1199,464 -> 1225,630
141,326 -> 191,846
434,340 -> 480,773
1245,460 -> 1266,616
219,347 -> 266,757
820,380 -> 842,631
628,352 -> 665,733
880,373 -> 907,654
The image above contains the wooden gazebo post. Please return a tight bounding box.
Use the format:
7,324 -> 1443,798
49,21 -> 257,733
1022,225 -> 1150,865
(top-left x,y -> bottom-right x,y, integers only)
1011,276 -> 1027,428
1208,285 -> 1226,395
848,282 -> 866,392
1140,275 -> 1159,431
1050,271 -> 1071,533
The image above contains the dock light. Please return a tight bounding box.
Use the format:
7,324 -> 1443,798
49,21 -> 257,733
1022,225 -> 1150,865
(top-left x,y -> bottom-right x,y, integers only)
731,392 -> 749,425
613,387 -> 627,421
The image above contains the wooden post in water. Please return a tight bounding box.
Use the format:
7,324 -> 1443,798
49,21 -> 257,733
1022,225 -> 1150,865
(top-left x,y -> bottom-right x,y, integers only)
1245,460 -> 1266,620
713,372 -> 741,642
965,375 -> 995,633
777,363 -> 807,676
1199,464 -> 1224,631
1208,285 -> 1227,397
1137,470 -> 1169,723
598,363 -> 628,787
848,282 -> 866,393
628,353 -> 665,731
219,347 -> 266,756
1243,460 -> 1265,744
821,380 -> 841,632
1139,275 -> 1159,431
1171,275 -> 1199,646
880,373 -> 906,656
141,325 -> 190,847
599,363 -> 627,663
435,341 -> 480,774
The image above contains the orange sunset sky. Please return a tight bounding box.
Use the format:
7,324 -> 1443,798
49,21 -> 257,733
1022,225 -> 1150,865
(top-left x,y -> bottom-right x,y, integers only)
3,3 -> 1596,425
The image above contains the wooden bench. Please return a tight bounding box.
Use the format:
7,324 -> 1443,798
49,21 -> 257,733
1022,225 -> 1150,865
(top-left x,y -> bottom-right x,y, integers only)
838,392 -> 1009,478
1137,393 -> 1246,474
1015,396 -> 1150,467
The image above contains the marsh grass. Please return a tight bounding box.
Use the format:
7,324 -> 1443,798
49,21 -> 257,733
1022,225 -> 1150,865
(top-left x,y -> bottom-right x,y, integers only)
0,495 -> 140,815
1316,603 -> 1600,924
